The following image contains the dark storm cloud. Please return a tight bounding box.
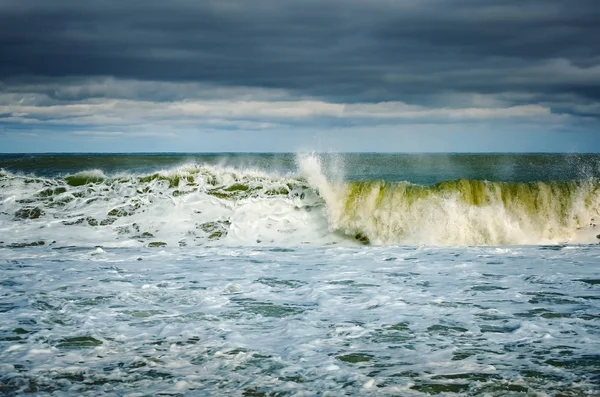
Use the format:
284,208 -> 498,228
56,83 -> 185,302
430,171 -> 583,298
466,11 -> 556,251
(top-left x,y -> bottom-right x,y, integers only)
0,0 -> 599,107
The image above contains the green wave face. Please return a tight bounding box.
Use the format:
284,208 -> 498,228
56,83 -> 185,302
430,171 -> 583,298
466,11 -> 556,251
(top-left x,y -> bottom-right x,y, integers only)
2,161 -> 599,247
334,179 -> 600,246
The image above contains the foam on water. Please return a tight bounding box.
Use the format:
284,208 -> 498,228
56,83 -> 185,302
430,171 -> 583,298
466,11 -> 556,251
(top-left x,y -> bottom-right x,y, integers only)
1,154 -> 600,248
1,153 -> 600,395
1,245 -> 599,395
0,160 -> 333,249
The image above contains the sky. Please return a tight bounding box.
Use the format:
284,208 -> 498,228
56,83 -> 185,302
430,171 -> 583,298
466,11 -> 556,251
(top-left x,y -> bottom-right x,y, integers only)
1,0 -> 599,153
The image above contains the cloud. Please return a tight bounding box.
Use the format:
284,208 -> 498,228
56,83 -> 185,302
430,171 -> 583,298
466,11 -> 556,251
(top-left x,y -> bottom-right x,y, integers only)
0,0 -> 598,103
0,78 -> 567,135
0,0 -> 598,151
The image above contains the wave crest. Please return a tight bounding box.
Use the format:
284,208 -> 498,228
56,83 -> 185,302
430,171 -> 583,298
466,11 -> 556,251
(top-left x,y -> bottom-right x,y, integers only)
1,156 -> 599,247
330,179 -> 599,245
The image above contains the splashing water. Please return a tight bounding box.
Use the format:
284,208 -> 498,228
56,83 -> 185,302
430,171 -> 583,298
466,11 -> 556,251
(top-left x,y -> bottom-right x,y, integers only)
1,153 -> 599,248
1,153 -> 600,396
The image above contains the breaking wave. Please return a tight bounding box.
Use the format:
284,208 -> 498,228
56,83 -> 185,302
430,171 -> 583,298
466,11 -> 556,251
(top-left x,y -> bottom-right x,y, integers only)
1,154 -> 599,247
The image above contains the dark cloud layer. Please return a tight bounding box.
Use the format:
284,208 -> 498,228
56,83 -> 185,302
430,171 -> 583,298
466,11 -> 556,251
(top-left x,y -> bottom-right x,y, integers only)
1,0 -> 599,107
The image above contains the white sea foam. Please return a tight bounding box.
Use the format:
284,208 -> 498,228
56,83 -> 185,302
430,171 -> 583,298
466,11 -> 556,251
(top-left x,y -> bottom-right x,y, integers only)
1,154 -> 598,395
0,155 -> 599,248
0,245 -> 598,395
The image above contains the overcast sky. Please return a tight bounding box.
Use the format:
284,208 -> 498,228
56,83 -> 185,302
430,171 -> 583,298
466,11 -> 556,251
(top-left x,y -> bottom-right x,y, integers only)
1,0 -> 599,152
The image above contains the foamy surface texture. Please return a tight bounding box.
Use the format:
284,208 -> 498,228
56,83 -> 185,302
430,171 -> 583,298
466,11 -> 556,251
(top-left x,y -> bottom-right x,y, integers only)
0,153 -> 599,395
1,153 -> 599,247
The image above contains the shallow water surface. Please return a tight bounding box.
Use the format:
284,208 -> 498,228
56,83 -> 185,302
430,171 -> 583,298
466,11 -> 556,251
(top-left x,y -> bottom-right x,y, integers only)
1,245 -> 599,396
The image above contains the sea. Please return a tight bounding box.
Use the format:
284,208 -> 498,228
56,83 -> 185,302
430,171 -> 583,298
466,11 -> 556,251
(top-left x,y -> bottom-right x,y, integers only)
0,152 -> 599,396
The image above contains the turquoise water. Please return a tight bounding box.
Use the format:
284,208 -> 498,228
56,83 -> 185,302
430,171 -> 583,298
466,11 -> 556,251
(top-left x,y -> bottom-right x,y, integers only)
0,153 -> 599,395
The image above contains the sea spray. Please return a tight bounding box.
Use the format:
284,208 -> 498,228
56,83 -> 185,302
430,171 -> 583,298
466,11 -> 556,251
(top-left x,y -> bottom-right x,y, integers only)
1,157 -> 599,247
294,153 -> 600,245
332,179 -> 600,245
296,153 -> 344,228
2,153 -> 599,395
0,163 -> 330,248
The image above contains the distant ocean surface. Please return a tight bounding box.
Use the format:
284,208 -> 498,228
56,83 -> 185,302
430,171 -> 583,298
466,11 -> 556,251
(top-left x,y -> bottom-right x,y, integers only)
1,153 -> 599,396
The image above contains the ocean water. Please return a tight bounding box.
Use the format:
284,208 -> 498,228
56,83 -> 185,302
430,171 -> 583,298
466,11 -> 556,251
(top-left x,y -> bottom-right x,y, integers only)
0,153 -> 599,396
